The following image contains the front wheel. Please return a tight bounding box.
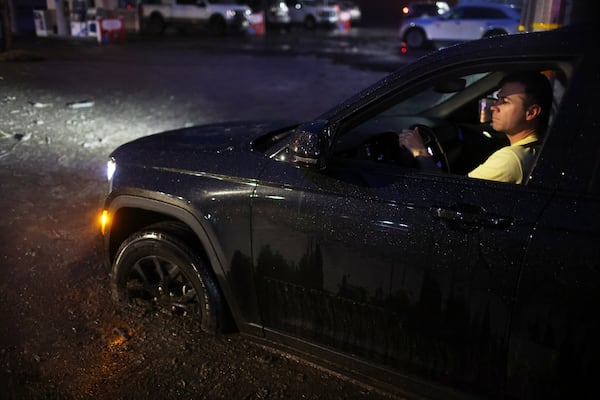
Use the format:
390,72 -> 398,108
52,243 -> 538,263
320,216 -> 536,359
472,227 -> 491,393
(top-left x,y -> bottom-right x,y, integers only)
209,15 -> 227,35
304,16 -> 317,30
145,13 -> 165,35
111,223 -> 230,334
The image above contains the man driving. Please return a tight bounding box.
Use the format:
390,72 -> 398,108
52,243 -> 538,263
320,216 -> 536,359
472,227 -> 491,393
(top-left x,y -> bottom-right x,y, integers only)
399,70 -> 554,184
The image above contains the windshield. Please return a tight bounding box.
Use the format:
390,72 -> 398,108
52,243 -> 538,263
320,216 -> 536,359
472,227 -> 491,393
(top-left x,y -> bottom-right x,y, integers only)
379,72 -> 489,116
329,71 -> 494,156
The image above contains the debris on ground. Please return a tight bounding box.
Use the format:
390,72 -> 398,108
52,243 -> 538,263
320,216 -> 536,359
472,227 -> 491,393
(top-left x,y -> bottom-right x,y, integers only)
67,100 -> 95,109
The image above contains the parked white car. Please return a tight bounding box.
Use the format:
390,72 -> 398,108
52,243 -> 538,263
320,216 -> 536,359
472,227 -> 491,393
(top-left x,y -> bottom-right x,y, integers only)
285,0 -> 339,29
399,2 -> 521,49
139,0 -> 252,35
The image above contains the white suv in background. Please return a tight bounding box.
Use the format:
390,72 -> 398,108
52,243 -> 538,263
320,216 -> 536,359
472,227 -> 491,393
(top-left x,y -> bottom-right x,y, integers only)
399,2 -> 521,49
285,0 -> 339,29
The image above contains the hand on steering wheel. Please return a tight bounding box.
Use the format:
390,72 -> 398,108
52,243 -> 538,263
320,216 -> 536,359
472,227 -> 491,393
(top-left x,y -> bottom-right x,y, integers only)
399,126 -> 430,157
399,124 -> 450,173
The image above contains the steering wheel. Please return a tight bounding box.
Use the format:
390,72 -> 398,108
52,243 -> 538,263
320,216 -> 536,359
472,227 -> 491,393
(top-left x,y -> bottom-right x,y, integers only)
412,124 -> 450,173
359,131 -> 416,166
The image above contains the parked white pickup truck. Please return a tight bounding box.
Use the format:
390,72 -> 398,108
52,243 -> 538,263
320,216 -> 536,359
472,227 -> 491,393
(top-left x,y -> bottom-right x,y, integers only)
139,0 -> 252,35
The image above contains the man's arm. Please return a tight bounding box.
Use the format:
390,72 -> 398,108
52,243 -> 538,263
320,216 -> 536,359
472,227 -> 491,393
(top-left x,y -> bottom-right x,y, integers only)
398,128 -> 439,171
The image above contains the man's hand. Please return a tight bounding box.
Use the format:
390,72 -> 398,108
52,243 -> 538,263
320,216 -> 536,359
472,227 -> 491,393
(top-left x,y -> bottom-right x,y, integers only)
398,127 -> 431,158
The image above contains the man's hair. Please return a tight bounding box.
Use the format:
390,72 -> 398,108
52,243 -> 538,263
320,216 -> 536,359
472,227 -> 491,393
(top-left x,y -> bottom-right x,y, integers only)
499,70 -> 554,134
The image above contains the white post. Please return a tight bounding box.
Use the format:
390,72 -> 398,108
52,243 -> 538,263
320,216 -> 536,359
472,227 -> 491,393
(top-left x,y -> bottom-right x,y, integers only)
55,0 -> 69,35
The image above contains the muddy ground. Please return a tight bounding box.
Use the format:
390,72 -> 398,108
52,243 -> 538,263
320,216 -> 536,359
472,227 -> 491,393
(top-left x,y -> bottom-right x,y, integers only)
0,31 -> 415,399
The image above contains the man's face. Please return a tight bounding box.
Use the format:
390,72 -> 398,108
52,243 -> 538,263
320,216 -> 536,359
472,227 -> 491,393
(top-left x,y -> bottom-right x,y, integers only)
490,82 -> 529,136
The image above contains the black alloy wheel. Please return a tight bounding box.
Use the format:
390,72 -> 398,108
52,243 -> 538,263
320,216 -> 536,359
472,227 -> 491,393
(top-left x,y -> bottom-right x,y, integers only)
111,222 -> 230,334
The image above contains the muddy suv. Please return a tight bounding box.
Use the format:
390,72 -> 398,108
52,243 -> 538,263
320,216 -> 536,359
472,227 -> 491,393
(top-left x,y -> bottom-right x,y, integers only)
100,24 -> 599,400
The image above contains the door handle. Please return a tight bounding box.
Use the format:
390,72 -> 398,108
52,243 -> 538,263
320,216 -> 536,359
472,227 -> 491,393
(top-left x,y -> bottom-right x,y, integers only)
433,205 -> 513,229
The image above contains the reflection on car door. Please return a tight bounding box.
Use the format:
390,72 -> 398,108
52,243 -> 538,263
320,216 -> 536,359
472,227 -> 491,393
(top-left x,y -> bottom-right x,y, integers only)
251,155 -> 552,395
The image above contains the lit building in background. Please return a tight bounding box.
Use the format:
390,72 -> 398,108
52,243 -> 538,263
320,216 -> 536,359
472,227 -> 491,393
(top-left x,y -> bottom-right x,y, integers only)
5,0 -> 591,36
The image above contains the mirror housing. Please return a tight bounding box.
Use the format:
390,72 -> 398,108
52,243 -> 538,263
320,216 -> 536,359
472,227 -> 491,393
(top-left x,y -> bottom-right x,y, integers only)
289,120 -> 331,169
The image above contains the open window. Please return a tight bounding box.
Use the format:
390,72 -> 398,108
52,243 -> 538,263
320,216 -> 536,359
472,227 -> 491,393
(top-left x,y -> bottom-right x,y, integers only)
329,64 -> 570,185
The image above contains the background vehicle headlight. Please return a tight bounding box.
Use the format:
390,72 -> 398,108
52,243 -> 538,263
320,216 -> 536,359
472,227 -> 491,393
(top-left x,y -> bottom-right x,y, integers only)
107,157 -> 116,181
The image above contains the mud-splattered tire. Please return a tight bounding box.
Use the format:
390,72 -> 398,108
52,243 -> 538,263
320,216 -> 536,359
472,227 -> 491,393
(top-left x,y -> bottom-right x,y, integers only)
111,222 -> 229,334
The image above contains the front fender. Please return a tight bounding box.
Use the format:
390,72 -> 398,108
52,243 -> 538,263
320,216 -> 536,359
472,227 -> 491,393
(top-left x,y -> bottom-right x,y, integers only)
101,191 -> 262,335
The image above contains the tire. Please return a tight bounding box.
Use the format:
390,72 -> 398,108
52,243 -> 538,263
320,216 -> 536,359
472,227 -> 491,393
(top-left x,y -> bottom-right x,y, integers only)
304,15 -> 316,30
111,222 -> 229,334
209,15 -> 226,35
146,13 -> 165,35
404,28 -> 427,49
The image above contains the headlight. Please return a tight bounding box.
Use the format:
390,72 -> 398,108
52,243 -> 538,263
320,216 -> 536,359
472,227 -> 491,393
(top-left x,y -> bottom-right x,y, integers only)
107,157 -> 116,181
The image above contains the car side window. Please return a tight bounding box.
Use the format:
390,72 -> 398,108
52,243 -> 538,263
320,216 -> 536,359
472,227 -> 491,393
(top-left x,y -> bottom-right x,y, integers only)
446,9 -> 464,20
466,7 -> 507,19
330,72 -> 498,172
462,7 -> 482,19
330,67 -> 570,186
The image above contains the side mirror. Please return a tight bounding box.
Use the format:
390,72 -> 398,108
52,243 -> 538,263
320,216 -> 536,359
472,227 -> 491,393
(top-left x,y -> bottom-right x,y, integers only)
289,120 -> 331,169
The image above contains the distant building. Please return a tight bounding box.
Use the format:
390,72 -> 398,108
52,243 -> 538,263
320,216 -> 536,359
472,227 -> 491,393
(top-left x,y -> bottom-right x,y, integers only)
9,0 -> 589,36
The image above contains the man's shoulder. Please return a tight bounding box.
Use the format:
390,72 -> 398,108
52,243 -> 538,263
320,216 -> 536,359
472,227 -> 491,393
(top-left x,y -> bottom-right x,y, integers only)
489,145 -> 523,163
512,134 -> 539,147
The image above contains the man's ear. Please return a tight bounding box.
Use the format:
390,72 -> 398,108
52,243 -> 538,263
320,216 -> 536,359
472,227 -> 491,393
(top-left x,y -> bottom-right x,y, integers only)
526,104 -> 542,121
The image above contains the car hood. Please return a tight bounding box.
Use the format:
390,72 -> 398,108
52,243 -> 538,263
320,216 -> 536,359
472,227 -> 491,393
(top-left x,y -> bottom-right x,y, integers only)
110,120 -> 297,163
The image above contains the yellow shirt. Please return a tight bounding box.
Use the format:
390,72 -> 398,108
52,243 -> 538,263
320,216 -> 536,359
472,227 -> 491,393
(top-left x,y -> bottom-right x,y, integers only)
468,135 -> 539,184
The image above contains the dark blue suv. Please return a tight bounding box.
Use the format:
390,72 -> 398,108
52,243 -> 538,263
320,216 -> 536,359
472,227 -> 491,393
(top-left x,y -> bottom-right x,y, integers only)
100,24 -> 598,400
